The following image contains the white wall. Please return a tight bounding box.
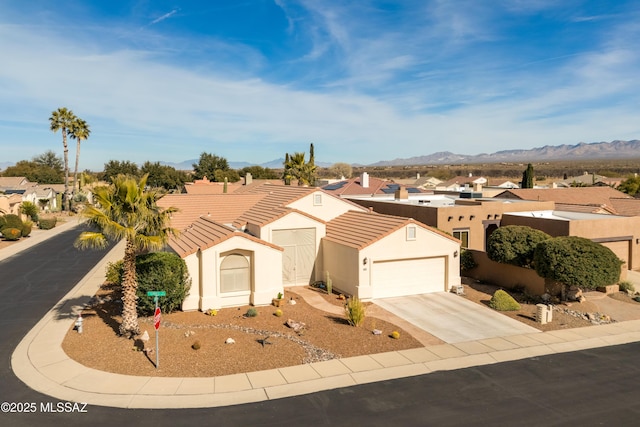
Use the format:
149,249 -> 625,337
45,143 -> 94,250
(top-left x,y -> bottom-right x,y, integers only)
321,240 -> 359,297
286,191 -> 366,222
187,235 -> 283,311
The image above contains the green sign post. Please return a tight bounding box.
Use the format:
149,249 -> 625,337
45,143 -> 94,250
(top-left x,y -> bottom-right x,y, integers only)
146,291 -> 166,368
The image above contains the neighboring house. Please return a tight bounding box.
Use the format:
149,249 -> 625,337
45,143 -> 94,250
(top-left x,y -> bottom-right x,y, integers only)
436,175 -> 487,192
0,193 -> 23,215
182,174 -> 283,195
494,187 -> 633,215
501,210 -> 640,272
0,177 -> 62,212
414,176 -> 443,190
164,183 -> 461,311
321,172 -> 424,196
22,186 -> 58,211
557,172 -> 622,188
0,176 -> 31,191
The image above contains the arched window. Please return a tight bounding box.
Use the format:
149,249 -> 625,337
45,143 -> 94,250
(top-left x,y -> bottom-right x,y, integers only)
220,254 -> 250,293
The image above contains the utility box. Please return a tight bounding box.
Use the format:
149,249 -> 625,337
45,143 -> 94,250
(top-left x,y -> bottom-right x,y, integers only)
536,304 -> 553,324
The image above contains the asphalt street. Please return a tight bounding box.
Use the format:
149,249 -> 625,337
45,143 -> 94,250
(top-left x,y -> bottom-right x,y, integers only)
1,226 -> 640,426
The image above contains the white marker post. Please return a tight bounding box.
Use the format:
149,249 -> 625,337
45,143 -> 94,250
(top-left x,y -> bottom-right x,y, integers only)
147,291 -> 166,369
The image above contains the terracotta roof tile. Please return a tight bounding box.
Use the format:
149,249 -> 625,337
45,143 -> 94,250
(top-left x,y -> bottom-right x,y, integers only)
495,187 -> 631,209
157,194 -> 266,231
324,210 -> 457,250
609,198 -> 640,216
321,176 -> 423,196
168,216 -> 283,257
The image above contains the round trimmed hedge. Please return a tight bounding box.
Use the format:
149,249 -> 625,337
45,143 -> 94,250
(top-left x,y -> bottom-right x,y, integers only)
487,225 -> 551,268
134,251 -> 191,316
533,236 -> 622,290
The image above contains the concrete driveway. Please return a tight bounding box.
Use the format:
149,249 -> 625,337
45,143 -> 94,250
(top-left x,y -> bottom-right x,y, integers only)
374,292 -> 540,343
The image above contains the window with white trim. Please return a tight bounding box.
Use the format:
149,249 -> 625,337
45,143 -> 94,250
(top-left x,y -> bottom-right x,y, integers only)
313,193 -> 322,206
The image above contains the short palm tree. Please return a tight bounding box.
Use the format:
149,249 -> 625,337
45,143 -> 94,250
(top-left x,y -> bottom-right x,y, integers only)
284,152 -> 316,186
74,174 -> 178,338
49,107 -> 77,211
69,118 -> 91,195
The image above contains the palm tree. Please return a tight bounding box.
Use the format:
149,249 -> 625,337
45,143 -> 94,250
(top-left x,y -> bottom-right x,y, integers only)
69,118 -> 91,195
286,152 -> 317,186
49,107 -> 77,211
74,174 -> 178,338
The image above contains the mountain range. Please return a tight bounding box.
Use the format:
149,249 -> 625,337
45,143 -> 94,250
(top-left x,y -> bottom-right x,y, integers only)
2,140 -> 639,173
368,140 -> 640,166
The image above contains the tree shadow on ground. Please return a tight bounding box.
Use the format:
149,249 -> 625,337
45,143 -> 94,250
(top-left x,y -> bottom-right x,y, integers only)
325,315 -> 350,325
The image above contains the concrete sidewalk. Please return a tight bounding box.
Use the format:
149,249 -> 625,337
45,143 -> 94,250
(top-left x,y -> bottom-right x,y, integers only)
8,230 -> 640,409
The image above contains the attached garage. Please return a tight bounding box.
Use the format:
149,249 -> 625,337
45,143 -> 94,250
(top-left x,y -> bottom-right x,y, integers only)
371,257 -> 446,298
323,210 -> 461,301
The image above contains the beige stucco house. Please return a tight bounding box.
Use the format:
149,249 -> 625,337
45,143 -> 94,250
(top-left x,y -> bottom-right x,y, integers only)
164,183 -> 462,311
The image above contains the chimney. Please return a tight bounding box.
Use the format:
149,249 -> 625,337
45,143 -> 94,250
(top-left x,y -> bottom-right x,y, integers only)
361,172 -> 369,188
416,172 -> 420,180
244,172 -> 253,186
473,182 -> 482,192
394,188 -> 409,200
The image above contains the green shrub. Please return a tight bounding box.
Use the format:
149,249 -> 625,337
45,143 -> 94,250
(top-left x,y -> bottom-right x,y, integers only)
38,217 -> 57,230
134,252 -> 191,316
22,220 -> 32,237
488,289 -> 521,311
345,297 -> 366,327
105,260 -> 124,285
460,249 -> 477,271
534,236 -> 622,290
0,214 -> 23,232
618,281 -> 635,293
487,225 -> 551,268
1,227 -> 22,241
246,307 -> 258,317
20,201 -> 39,222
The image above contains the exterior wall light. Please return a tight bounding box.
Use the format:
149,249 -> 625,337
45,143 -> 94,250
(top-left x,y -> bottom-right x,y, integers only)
454,251 -> 459,258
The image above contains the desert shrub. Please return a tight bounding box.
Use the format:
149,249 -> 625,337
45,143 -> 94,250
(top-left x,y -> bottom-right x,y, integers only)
533,236 -> 622,290
618,281 -> 635,293
345,297 -> 366,327
487,225 -> 551,268
135,252 -> 191,316
246,307 -> 258,317
0,214 -> 23,232
105,260 -> 124,285
38,217 -> 57,230
460,249 -> 477,271
1,227 -> 22,241
488,289 -> 521,311
20,201 -> 39,222
21,220 -> 32,237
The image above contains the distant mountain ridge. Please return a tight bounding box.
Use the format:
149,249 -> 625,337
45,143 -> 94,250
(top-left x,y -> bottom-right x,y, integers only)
369,140 -> 640,166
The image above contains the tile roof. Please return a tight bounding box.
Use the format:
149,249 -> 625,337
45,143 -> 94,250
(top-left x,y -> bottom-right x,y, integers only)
183,183 -> 243,194
321,176 -> 423,196
554,203 -> 617,215
495,187 -> 631,209
609,198 -> 640,216
232,183 -> 319,228
168,216 -> 283,258
157,194 -> 266,231
0,177 -> 30,188
324,210 -> 457,250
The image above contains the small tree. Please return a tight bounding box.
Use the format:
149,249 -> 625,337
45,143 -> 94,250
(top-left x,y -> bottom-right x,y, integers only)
521,163 -> 534,188
533,236 -> 622,291
487,225 -> 551,268
328,162 -> 353,179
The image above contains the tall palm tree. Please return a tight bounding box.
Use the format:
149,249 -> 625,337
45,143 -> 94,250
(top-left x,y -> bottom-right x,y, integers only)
286,151 -> 317,186
74,174 -> 178,338
69,118 -> 91,195
49,107 -> 77,211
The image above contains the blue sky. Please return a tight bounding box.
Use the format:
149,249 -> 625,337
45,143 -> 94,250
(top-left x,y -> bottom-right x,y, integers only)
1,1 -> 639,171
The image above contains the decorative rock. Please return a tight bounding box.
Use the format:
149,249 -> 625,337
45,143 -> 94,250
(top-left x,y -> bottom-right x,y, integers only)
288,298 -> 297,305
372,329 -> 382,335
225,337 -> 236,344
286,318 -> 306,333
140,330 -> 149,342
566,287 -> 583,302
541,293 -> 551,303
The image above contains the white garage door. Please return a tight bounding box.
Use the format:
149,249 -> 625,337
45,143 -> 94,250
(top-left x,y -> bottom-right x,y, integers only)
372,257 -> 446,298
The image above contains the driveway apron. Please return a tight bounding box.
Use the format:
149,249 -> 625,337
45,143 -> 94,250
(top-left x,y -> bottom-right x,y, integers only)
374,292 -> 540,343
